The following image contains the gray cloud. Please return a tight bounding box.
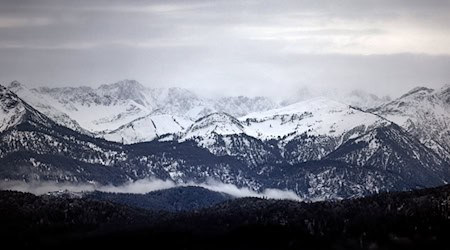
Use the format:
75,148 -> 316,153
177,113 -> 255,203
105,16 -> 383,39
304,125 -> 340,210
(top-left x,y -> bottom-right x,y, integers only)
0,0 -> 449,99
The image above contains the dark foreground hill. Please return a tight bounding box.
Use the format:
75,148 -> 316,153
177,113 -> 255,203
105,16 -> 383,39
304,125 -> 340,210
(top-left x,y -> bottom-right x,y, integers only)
1,184 -> 450,249
84,186 -> 234,211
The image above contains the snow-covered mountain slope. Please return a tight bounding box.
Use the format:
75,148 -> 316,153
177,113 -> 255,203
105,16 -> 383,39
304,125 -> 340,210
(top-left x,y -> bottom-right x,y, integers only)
32,80 -> 153,132
6,81 -> 90,134
184,113 -> 246,139
101,114 -> 191,144
370,86 -> 450,161
146,87 -> 213,119
242,98 -> 390,163
10,80 -> 277,143
0,85 -> 131,183
242,97 -> 388,141
326,124 -> 450,187
2,83 -> 450,200
0,85 -> 59,135
180,113 -> 282,167
97,90 -> 278,144
0,85 -> 25,133
178,98 -> 390,165
0,84 -> 253,186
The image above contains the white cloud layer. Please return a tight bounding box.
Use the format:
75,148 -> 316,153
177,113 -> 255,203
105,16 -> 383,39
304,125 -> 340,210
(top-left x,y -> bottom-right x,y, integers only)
0,178 -> 302,201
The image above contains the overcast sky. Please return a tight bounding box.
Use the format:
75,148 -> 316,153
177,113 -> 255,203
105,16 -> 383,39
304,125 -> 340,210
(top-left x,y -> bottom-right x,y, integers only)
0,0 -> 449,99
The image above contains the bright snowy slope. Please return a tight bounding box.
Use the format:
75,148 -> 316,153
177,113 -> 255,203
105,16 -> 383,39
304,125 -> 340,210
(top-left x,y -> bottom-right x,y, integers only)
181,112 -> 283,167
0,85 -> 26,133
243,98 -> 390,163
178,98 -> 390,165
0,85 -> 255,187
243,97 -> 387,140
6,81 -> 89,134
0,85 -> 132,183
13,80 -> 277,143
370,86 -> 450,161
184,112 -> 246,139
31,80 -> 156,132
101,114 -> 191,144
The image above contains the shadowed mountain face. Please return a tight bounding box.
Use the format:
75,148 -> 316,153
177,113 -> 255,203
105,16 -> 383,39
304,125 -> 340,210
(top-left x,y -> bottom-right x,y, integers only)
2,184 -> 450,249
326,124 -> 450,187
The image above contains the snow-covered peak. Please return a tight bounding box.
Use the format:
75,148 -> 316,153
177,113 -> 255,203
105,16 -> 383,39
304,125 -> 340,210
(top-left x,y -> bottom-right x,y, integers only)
399,86 -> 435,99
184,112 -> 245,139
6,81 -> 90,134
7,81 -> 28,97
7,80 -> 22,90
437,85 -> 450,105
98,79 -> 148,106
35,86 -> 97,106
99,79 -> 145,91
371,86 -> 447,125
36,80 -> 149,108
378,86 -> 439,112
439,84 -> 450,92
150,87 -> 212,119
242,97 -> 387,140
0,85 -> 26,132
10,79 -> 282,142
31,81 -> 153,132
371,85 -> 450,161
13,79 -> 398,145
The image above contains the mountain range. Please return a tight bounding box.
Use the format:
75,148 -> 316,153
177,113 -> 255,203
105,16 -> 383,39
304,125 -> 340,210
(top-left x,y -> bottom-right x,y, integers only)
7,80 -> 278,140
1,80 -> 449,200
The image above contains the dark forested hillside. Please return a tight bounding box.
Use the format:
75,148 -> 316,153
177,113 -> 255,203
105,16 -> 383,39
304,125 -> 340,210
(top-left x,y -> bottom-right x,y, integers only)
85,186 -> 234,211
2,185 -> 450,249
0,190 -> 163,247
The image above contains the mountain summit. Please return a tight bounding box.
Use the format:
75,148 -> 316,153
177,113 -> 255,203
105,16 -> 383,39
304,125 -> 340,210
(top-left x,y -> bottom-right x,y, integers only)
0,85 -> 26,132
370,85 -> 450,161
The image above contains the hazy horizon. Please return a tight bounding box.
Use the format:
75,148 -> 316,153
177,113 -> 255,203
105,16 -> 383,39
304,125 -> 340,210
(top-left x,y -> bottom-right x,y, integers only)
1,0 -> 449,100
6,77 -> 449,103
